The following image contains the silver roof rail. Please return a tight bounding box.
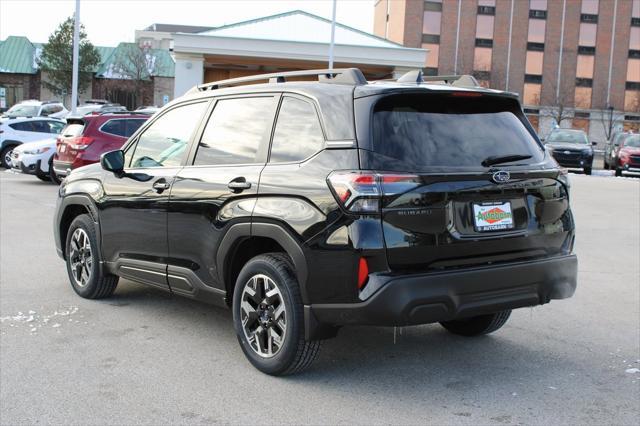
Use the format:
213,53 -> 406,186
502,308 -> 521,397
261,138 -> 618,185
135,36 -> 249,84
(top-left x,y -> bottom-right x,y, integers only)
189,68 -> 367,94
396,70 -> 480,88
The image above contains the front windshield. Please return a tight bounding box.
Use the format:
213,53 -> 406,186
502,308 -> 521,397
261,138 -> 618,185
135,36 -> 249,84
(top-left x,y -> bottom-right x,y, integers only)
546,130 -> 588,144
6,104 -> 39,117
623,135 -> 640,148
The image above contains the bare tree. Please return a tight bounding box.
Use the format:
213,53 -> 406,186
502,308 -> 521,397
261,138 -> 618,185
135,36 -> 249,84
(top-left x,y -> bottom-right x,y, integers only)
597,106 -> 623,142
540,80 -> 576,127
103,44 -> 164,108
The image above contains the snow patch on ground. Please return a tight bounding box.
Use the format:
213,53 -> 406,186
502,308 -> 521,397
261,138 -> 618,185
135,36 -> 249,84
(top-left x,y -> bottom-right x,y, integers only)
0,306 -> 80,332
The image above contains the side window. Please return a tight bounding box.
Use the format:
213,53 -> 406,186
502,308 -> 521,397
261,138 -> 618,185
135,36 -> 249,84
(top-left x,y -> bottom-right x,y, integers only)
124,119 -> 146,137
31,121 -> 50,133
270,97 -> 324,163
193,97 -> 274,166
100,119 -> 126,137
46,121 -> 65,134
128,102 -> 207,168
9,122 -> 34,132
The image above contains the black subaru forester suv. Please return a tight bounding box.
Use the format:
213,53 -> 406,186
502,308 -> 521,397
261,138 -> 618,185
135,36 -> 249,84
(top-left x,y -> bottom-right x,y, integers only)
54,69 -> 577,375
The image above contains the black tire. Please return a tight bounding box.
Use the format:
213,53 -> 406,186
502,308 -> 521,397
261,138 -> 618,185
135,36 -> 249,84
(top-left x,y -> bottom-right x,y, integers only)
36,173 -> 51,182
604,162 -> 610,170
615,168 -> 622,177
584,167 -> 592,175
1,145 -> 17,169
440,310 -> 511,336
65,214 -> 118,299
49,157 -> 61,185
232,253 -> 321,376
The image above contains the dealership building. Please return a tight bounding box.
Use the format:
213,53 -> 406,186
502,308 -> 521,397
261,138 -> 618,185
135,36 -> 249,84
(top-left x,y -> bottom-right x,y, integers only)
373,0 -> 640,141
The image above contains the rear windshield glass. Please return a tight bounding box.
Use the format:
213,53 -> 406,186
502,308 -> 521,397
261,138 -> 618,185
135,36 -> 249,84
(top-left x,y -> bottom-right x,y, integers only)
61,123 -> 84,137
371,94 -> 543,170
546,130 -> 588,144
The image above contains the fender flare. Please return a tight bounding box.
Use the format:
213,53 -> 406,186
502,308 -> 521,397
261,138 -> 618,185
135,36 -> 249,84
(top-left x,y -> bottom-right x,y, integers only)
56,194 -> 101,260
217,222 -> 309,302
1,140 -> 22,150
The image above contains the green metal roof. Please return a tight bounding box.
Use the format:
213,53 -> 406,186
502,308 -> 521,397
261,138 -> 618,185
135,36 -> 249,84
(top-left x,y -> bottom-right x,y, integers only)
95,42 -> 175,79
0,37 -> 173,77
0,36 -> 38,74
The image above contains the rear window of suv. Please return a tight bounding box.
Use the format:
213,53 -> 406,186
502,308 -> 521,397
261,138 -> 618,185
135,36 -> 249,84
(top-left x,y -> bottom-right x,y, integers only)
371,93 -> 543,171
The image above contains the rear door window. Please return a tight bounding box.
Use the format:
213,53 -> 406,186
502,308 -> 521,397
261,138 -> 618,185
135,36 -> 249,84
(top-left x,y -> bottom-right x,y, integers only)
124,119 -> 146,137
100,119 -> 127,137
371,93 -> 543,171
193,97 -> 275,166
9,121 -> 35,132
269,97 -> 324,163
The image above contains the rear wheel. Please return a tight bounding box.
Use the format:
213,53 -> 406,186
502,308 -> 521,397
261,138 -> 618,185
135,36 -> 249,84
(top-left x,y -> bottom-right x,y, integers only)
65,214 -> 118,299
36,173 -> 50,182
232,253 -> 321,376
440,310 -> 511,336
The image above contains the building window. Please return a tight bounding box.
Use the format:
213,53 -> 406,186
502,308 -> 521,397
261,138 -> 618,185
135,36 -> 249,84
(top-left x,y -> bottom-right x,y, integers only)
578,46 -> 596,55
424,67 -> 439,76
572,117 -> 590,133
580,14 -> 598,23
579,23 -> 597,46
525,51 -> 544,75
422,34 -> 440,44
581,0 -> 599,14
529,10 -> 547,19
475,38 -> 493,48
423,43 -> 440,68
633,17 -> 640,27
575,87 -> 593,109
576,78 -> 593,87
523,83 -> 541,105
631,50 -> 640,59
528,19 -> 546,43
473,47 -> 492,71
576,55 -> 595,78
476,14 -> 494,39
527,42 -> 545,51
524,74 -> 543,84
631,27 -> 640,50
478,5 -> 495,15
423,10 -> 442,35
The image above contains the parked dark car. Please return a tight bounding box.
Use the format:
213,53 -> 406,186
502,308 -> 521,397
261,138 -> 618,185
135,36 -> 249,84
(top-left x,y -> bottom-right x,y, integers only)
611,133 -> 640,176
53,69 -> 577,375
52,112 -> 148,183
544,128 -> 595,174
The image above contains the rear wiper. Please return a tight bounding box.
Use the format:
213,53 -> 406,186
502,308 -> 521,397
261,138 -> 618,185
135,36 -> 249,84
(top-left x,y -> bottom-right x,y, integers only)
481,154 -> 532,167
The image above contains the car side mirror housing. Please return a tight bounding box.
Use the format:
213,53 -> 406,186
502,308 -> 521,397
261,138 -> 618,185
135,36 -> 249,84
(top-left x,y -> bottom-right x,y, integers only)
101,150 -> 125,175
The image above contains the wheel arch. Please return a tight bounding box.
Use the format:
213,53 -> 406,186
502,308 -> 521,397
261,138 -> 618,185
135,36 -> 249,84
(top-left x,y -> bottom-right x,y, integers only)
57,195 -> 100,260
218,222 -> 309,306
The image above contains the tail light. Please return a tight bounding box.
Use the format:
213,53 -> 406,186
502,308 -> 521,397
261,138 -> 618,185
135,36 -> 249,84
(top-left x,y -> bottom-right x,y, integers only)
69,136 -> 94,150
327,171 -> 420,213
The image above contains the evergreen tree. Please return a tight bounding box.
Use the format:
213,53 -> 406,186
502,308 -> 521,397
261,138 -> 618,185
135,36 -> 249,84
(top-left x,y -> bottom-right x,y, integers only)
38,17 -> 100,102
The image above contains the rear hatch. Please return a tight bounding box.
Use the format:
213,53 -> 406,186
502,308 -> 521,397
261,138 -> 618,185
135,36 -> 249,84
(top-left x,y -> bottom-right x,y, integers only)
56,118 -> 89,162
356,91 -> 572,272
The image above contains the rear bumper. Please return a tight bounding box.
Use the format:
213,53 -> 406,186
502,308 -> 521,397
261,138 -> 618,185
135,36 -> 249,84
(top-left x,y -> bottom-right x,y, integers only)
52,159 -> 72,177
308,255 -> 577,330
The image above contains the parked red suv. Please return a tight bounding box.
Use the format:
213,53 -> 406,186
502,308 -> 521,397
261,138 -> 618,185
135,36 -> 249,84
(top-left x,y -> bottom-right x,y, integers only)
52,113 -> 149,183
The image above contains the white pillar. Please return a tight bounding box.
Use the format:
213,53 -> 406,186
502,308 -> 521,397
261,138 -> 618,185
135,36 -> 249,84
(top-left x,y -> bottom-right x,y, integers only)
70,0 -> 80,114
173,53 -> 204,98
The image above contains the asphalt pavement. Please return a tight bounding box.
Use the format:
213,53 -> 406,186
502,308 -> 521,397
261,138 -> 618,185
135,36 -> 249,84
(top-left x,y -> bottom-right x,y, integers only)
1,170 -> 638,425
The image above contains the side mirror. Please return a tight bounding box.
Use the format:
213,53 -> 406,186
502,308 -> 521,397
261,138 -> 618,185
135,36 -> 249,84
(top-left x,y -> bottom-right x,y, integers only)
100,150 -> 125,175
540,137 -> 545,143
591,141 -> 597,146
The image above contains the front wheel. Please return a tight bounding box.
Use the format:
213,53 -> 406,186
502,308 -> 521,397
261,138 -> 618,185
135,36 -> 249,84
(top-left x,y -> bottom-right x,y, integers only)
440,310 -> 511,336
65,214 -> 118,299
49,157 -> 61,184
584,167 -> 592,175
1,145 -> 15,169
232,253 -> 321,376
615,168 -> 622,177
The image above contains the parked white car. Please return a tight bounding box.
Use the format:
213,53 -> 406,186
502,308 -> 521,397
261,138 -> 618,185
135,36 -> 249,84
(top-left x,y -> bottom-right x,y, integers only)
10,137 -> 57,182
0,116 -> 65,168
3,100 -> 68,119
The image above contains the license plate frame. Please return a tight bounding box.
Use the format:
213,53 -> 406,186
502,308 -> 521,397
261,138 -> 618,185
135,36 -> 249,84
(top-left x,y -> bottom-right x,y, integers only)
473,202 -> 515,232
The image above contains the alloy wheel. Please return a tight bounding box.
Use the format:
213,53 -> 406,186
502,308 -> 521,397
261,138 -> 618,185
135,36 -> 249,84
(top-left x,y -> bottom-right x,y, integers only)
69,228 -> 92,287
4,149 -> 13,168
239,274 -> 287,358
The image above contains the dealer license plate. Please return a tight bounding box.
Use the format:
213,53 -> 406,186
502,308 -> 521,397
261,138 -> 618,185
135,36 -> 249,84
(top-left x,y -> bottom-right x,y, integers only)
473,202 -> 514,232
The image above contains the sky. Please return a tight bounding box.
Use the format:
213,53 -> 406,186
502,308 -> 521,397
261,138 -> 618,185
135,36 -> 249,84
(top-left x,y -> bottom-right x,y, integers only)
0,0 -> 375,47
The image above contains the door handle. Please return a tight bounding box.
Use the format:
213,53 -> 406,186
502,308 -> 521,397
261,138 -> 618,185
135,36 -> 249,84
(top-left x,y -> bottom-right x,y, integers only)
152,179 -> 171,192
228,178 -> 251,193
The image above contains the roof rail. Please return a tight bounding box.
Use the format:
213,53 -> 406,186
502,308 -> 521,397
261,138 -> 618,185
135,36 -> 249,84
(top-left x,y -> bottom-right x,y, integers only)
96,111 -> 150,116
189,68 -> 367,94
395,70 -> 480,88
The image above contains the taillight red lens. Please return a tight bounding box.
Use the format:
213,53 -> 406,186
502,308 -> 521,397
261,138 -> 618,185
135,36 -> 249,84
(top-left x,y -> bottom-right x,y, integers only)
70,136 -> 94,150
357,257 -> 369,289
327,171 -> 420,213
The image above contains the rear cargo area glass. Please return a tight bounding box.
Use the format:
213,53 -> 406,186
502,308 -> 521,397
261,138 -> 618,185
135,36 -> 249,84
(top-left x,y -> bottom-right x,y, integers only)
372,94 -> 543,170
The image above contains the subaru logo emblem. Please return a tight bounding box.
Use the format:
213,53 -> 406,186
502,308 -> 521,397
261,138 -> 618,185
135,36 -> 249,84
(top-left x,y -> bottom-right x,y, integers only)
492,171 -> 510,183
564,150 -> 571,154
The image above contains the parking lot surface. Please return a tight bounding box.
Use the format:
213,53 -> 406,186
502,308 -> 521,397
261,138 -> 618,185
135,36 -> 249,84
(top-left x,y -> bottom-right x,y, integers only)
1,170 -> 638,425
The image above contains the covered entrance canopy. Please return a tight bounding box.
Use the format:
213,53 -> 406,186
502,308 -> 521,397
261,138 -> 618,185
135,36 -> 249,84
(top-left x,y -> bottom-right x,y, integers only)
172,10 -> 427,96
